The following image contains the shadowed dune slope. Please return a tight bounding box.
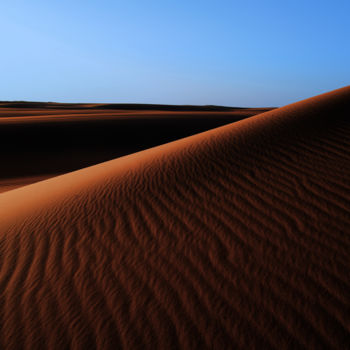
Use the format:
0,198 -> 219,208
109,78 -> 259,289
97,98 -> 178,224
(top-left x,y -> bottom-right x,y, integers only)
0,87 -> 350,349
0,105 -> 270,192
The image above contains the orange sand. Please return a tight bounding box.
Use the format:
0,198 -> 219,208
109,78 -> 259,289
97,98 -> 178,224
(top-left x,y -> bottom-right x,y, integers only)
0,88 -> 349,349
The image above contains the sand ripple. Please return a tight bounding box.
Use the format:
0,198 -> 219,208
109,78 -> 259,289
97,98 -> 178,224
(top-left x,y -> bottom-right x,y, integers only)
0,87 -> 349,349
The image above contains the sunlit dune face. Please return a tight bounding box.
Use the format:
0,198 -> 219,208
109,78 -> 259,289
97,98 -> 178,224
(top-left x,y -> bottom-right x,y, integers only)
0,87 -> 349,348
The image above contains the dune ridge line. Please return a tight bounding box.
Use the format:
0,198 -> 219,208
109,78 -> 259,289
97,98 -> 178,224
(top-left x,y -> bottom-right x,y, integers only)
0,86 -> 349,349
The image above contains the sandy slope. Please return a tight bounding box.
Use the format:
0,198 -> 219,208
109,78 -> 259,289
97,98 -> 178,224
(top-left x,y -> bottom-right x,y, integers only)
0,87 -> 349,349
0,105 -> 270,192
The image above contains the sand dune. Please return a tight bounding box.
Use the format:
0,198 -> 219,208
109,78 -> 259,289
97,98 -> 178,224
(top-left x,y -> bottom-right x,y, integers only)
0,101 -> 258,111
0,104 -> 270,192
0,87 -> 349,349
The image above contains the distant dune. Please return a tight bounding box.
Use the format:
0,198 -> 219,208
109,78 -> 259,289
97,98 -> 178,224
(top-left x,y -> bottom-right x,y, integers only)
0,87 -> 349,349
0,101 -> 254,111
0,104 -> 271,193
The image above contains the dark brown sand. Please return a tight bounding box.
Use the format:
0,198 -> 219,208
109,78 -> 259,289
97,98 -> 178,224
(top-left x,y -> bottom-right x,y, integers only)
0,104 -> 270,192
0,87 -> 349,349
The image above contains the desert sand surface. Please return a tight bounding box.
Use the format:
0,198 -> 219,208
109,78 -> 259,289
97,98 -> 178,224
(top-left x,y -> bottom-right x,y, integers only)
0,87 -> 349,349
0,103 -> 270,193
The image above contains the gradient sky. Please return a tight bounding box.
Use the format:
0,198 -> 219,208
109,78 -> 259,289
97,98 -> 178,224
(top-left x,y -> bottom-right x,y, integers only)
1,0 -> 349,106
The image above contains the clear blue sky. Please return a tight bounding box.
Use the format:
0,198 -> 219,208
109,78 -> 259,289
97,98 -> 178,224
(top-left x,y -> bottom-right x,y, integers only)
1,0 -> 349,106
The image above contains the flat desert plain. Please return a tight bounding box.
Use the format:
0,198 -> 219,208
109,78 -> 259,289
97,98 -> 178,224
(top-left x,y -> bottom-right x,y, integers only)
0,87 -> 349,349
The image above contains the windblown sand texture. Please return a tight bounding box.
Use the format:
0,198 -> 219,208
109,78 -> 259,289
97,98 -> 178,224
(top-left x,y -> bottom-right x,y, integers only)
0,87 -> 349,349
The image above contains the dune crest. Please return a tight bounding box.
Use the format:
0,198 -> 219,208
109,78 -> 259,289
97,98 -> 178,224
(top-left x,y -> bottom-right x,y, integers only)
0,86 -> 349,349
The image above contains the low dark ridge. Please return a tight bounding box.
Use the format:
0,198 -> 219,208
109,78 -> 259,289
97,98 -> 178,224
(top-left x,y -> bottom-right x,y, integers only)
0,101 -> 273,111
